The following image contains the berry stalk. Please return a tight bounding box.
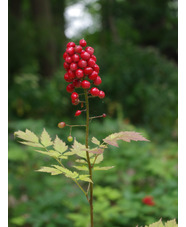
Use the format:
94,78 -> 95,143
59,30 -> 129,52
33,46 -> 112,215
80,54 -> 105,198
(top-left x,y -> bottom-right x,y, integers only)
84,89 -> 94,227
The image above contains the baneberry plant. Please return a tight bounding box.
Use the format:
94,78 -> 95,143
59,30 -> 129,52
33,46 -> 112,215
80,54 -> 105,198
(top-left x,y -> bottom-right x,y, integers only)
15,39 -> 149,227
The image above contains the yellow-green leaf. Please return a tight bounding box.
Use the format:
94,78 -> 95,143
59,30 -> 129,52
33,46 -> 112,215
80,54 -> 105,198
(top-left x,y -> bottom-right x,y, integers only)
93,166 -> 115,171
165,219 -> 178,227
19,141 -> 43,148
40,128 -> 53,147
71,140 -> 87,159
53,136 -> 68,154
36,166 -> 62,175
91,137 -> 100,145
15,129 -> 39,143
90,154 -> 104,164
35,150 -> 68,159
78,175 -> 93,183
52,165 -> 78,179
73,165 -> 88,171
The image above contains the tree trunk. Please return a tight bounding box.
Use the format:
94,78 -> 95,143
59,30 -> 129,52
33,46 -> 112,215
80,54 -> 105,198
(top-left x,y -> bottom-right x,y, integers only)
30,0 -> 57,78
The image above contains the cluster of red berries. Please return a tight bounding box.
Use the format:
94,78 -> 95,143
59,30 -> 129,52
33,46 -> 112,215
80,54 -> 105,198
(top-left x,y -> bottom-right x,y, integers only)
63,39 -> 105,116
142,196 -> 155,206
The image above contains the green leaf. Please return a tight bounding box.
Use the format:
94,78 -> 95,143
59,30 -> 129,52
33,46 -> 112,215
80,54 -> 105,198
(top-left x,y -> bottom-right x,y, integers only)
15,129 -> 39,143
91,137 -> 100,145
93,166 -> 115,171
36,166 -> 62,175
53,136 -> 68,154
78,175 -> 93,183
73,165 -> 89,171
40,128 -> 53,147
103,131 -> 149,147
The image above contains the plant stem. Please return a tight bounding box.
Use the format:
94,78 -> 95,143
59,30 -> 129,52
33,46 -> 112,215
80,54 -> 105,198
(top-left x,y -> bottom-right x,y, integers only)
84,90 -> 94,227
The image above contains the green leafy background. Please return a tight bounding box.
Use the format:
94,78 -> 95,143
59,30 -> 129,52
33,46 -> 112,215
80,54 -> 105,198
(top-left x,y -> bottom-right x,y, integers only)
9,0 -> 177,226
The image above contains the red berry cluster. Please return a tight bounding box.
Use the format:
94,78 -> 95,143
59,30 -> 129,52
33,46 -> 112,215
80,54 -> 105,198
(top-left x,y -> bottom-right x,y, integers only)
63,39 -> 105,107
142,196 -> 155,206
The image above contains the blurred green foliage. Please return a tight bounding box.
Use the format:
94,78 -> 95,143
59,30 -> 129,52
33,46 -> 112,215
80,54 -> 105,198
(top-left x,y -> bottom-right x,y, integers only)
9,119 -> 177,226
8,0 -> 177,226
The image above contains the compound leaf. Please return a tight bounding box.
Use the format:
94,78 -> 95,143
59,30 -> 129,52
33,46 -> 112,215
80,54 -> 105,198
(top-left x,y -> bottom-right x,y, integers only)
103,131 -> 149,147
40,128 -> 53,147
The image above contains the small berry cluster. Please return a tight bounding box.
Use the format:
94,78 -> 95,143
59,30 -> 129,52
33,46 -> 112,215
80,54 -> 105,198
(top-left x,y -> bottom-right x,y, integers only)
63,39 -> 105,112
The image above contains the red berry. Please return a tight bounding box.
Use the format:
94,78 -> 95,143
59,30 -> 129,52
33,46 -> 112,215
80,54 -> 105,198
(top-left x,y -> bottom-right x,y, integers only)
74,45 -> 83,53
73,79 -> 82,88
64,62 -> 70,71
99,90 -> 105,99
67,42 -> 75,47
64,73 -> 72,82
58,122 -> 66,128
63,52 -> 68,59
71,92 -> 79,101
142,196 -> 155,206
91,55 -> 97,61
65,56 -> 72,64
79,39 -> 87,47
75,110 -> 82,116
72,54 -> 80,62
75,69 -> 84,79
84,67 -> 93,75
70,62 -> 78,71
78,59 -> 87,68
81,80 -> 91,89
72,98 -> 80,105
81,51 -> 90,60
94,76 -> 102,85
85,46 -> 94,55
66,47 -> 74,55
102,113 -> 106,118
72,79 -> 80,87
94,64 -> 99,73
68,70 -> 75,79
88,71 -> 98,80
90,87 -> 99,96
66,84 -> 74,93
88,58 -> 96,67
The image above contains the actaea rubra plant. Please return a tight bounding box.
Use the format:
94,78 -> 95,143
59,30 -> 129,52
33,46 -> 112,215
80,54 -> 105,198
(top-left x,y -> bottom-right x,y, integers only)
15,39 -> 149,227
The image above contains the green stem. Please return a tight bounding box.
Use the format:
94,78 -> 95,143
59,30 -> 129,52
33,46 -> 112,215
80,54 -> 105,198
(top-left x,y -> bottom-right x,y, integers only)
84,89 -> 94,227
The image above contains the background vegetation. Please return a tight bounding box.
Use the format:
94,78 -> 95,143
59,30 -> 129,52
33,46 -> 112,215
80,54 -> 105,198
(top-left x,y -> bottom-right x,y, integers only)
8,0 -> 178,226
